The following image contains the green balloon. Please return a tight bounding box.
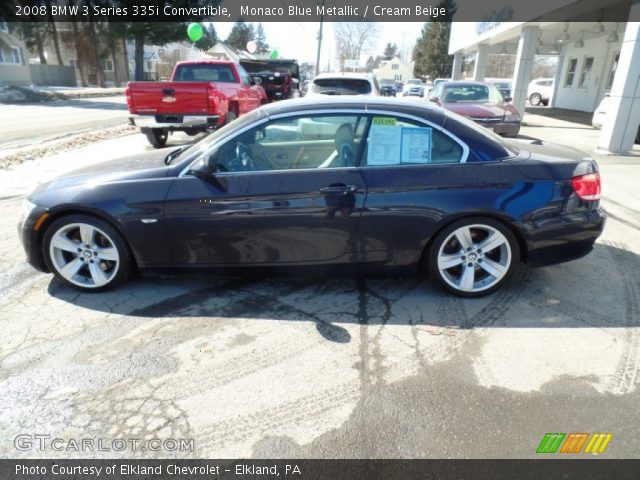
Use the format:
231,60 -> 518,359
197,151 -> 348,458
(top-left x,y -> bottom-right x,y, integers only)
187,23 -> 203,42
270,50 -> 278,59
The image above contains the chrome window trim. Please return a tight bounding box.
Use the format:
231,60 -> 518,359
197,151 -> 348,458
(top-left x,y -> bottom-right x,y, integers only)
179,107 -> 470,177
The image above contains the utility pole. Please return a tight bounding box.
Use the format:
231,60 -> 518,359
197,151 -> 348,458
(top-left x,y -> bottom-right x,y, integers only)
315,0 -> 325,76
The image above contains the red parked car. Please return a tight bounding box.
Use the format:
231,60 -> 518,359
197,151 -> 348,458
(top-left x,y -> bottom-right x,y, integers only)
428,81 -> 521,137
126,60 -> 267,147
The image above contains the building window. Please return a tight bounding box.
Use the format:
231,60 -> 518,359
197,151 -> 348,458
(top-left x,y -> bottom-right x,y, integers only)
391,63 -> 399,70
0,46 -> 21,65
145,60 -> 153,72
394,74 -> 402,81
578,56 -> 594,88
0,21 -> 9,33
100,59 -> 114,71
607,52 -> 620,90
564,58 -> 578,87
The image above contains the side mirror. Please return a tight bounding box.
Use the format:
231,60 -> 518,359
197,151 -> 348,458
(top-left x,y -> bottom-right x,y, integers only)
188,156 -> 213,180
504,96 -> 513,102
429,97 -> 439,104
251,76 -> 262,85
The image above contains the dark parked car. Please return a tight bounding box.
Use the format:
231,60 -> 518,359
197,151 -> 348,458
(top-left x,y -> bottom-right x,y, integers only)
429,81 -> 521,137
19,97 -> 604,297
379,79 -> 397,97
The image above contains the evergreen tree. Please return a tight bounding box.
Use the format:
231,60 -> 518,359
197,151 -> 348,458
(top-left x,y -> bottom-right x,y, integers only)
412,0 -> 457,79
195,24 -> 219,51
226,20 -> 255,51
383,43 -> 398,60
254,23 -> 269,54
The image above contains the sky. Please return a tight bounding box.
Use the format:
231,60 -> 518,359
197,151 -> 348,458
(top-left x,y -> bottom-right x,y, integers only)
212,22 -> 426,69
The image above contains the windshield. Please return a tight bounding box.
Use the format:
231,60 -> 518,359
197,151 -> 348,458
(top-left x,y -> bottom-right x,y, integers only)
442,84 -> 505,104
173,64 -> 236,82
407,79 -> 422,85
311,78 -> 372,95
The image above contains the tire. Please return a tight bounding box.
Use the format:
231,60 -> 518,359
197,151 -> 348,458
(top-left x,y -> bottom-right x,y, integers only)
43,214 -> 133,292
427,217 -> 520,298
225,109 -> 237,125
145,128 -> 168,148
529,93 -> 542,106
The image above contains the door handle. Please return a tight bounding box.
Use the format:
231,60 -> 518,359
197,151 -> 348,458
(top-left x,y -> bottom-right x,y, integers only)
320,185 -> 358,194
162,88 -> 175,95
276,154 -> 288,159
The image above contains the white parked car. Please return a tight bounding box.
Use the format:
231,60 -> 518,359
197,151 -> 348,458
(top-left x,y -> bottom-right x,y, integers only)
527,78 -> 554,106
305,72 -> 380,97
592,94 -> 640,143
402,79 -> 425,97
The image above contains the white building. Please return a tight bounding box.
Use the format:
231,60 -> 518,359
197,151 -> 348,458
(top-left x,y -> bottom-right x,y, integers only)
374,56 -> 415,82
448,0 -> 640,153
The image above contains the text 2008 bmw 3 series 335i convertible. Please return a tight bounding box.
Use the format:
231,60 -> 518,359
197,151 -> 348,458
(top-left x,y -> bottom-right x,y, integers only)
19,97 -> 605,297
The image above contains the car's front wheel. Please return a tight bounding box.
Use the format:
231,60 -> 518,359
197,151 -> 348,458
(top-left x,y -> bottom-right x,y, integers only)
529,93 -> 542,106
43,214 -> 133,292
428,217 -> 520,297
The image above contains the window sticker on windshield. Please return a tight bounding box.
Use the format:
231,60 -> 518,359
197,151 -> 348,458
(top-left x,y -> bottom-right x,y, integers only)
368,124 -> 432,166
401,127 -> 432,164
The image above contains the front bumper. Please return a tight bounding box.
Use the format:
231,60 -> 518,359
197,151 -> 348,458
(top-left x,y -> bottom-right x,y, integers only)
128,114 -> 220,129
19,205 -> 50,273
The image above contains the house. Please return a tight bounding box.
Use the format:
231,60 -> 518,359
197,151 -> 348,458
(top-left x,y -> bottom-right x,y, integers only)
0,22 -> 30,86
374,56 -> 415,83
126,41 -> 210,81
206,42 -> 257,62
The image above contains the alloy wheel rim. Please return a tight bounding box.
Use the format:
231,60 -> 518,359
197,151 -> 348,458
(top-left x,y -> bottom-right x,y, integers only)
49,223 -> 119,288
437,224 -> 511,293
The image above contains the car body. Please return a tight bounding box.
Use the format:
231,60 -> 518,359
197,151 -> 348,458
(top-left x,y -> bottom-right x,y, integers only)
428,81 -> 521,137
126,60 -> 267,147
379,79 -> 397,97
305,72 -> 380,98
487,79 -> 512,99
527,78 -> 554,106
592,95 -> 640,143
403,79 -> 425,97
20,97 -> 604,297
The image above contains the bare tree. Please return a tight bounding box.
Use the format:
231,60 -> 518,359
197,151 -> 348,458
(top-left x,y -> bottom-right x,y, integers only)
333,22 -> 380,71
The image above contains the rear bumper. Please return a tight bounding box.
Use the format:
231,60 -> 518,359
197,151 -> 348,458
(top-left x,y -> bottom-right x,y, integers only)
525,208 -> 606,267
474,120 -> 520,136
129,114 -> 220,129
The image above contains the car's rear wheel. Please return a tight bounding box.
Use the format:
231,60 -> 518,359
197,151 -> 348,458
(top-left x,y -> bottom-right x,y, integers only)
428,218 -> 520,297
43,215 -> 133,292
145,128 -> 168,148
529,93 -> 542,106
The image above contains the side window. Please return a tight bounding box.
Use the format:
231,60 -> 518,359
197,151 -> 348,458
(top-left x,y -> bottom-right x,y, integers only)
211,114 -> 367,173
362,116 -> 464,166
236,64 -> 251,85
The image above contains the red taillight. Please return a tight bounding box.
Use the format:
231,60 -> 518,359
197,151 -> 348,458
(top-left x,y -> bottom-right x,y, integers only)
125,86 -> 133,111
571,172 -> 601,201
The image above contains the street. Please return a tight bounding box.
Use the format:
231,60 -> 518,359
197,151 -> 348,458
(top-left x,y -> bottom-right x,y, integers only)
0,103 -> 639,459
0,96 -> 128,149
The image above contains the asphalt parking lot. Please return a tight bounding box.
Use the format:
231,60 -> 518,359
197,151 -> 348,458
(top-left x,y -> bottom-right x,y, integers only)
1,109 -> 639,459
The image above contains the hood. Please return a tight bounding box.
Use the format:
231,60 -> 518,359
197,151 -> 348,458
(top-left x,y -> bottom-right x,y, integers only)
443,102 -> 512,118
31,148 -> 174,195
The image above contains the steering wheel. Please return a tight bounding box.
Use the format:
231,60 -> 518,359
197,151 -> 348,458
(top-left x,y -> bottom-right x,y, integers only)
235,142 -> 257,171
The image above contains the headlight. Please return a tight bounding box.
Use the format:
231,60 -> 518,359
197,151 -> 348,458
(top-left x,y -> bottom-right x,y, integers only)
20,199 -> 38,225
504,113 -> 520,122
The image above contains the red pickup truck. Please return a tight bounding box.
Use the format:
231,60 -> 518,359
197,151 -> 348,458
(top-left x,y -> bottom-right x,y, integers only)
126,60 -> 268,147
